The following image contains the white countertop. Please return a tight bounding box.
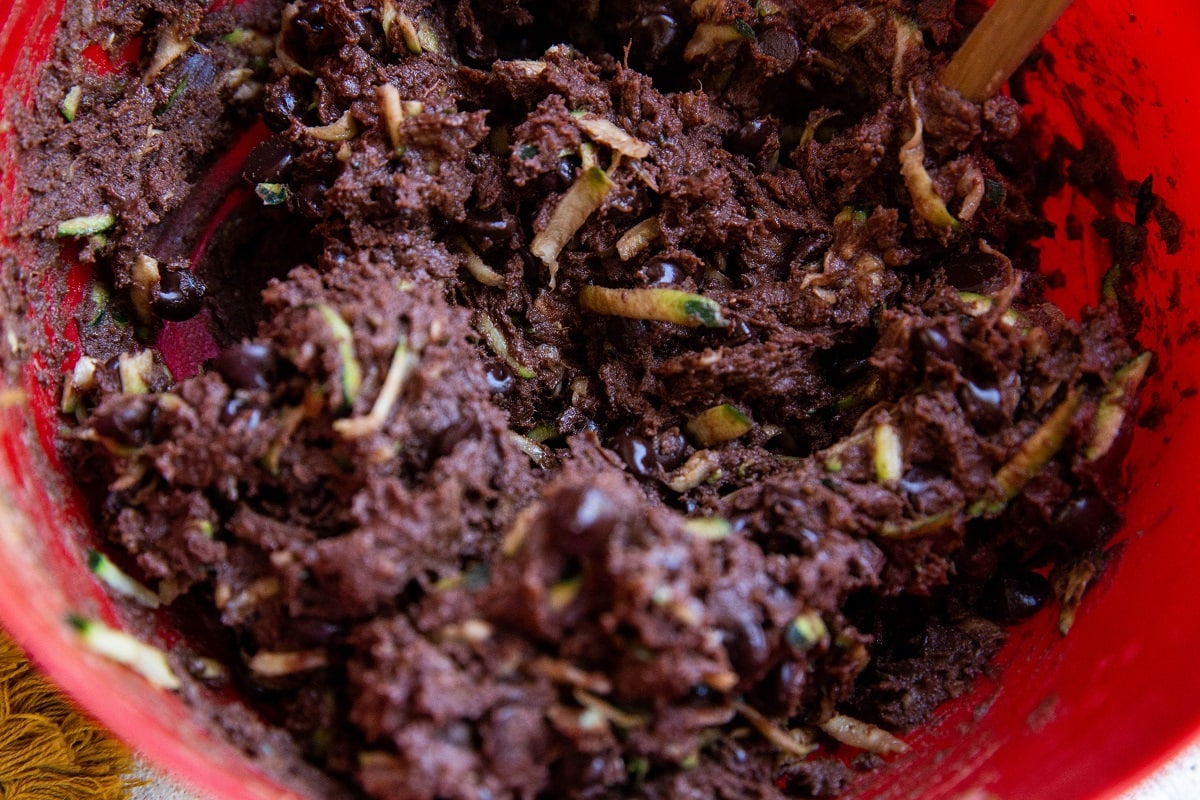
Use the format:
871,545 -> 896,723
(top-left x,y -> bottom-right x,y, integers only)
1121,740 -> 1200,800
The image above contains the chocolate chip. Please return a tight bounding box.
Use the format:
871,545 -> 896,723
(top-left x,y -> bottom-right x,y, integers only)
758,28 -> 799,72
640,258 -> 682,285
655,429 -> 688,471
211,342 -> 278,392
220,395 -> 248,424
218,398 -> 265,432
899,465 -> 941,502
561,754 -> 620,786
243,135 -> 296,185
629,13 -> 680,71
1055,494 -> 1116,549
188,47 -> 220,82
287,0 -> 335,54
612,426 -> 658,478
151,265 -> 206,321
262,77 -> 305,133
722,612 -> 770,676
913,326 -> 963,368
338,9 -> 370,46
832,353 -> 872,384
979,571 -> 1049,623
793,233 -> 831,263
465,211 -> 517,249
960,380 -> 1006,433
770,660 -> 806,711
548,485 -> 621,556
91,397 -> 157,446
728,118 -> 772,156
535,159 -> 576,194
485,364 -> 514,394
290,182 -> 329,221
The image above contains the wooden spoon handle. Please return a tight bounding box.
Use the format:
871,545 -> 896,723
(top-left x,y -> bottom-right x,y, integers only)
942,0 -> 1076,102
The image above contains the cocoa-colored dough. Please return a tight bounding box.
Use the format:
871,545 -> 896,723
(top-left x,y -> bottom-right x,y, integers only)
12,1 -> 1149,797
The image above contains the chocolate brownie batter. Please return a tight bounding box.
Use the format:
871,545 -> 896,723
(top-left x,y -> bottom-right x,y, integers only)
11,0 -> 1152,797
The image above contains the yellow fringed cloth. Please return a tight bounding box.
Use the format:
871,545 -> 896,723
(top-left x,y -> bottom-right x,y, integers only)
0,629 -> 134,800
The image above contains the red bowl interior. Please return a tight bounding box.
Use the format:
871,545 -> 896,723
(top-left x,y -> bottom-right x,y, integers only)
1,1 -> 1198,798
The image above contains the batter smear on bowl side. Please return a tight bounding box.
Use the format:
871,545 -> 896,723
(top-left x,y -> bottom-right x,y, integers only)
11,0 -> 1160,797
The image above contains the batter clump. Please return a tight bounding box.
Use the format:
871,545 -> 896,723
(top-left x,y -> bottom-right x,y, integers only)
13,0 -> 1152,797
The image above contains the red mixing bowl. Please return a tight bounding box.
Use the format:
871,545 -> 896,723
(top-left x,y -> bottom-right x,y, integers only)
0,1 -> 1197,798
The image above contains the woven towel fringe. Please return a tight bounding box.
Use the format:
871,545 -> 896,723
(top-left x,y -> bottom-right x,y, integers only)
0,629 -> 134,800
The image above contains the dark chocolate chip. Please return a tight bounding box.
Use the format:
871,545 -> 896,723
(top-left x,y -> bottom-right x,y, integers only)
722,612 -> 770,676
557,753 -> 623,786
339,10 -> 370,46
899,465 -> 940,501
243,135 -> 296,185
287,0 -> 335,54
535,159 -> 576,194
913,326 -> 963,368
960,380 -> 1006,432
758,28 -> 799,71
151,266 -> 206,321
91,397 -> 157,446
655,429 -> 688,471
262,78 -> 305,133
979,571 -> 1049,623
485,364 -> 514,394
1055,494 -> 1116,549
458,30 -> 498,65
814,332 -> 877,381
179,51 -> 218,91
465,211 -> 517,249
220,395 -> 248,424
612,426 -> 658,478
629,13 -> 680,70
641,259 -> 682,286
770,659 -> 805,711
548,485 -> 621,556
728,118 -> 772,156
290,182 -> 329,221
211,342 -> 278,392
